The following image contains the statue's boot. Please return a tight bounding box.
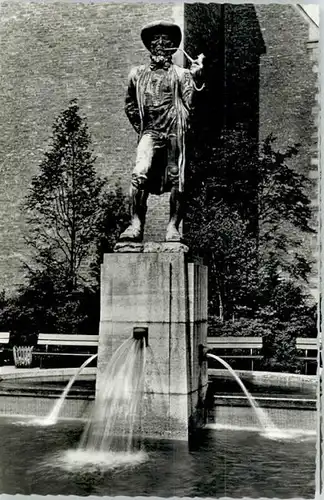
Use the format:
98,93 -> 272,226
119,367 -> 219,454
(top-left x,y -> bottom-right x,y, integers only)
165,187 -> 182,242
119,219 -> 143,242
119,187 -> 148,242
166,224 -> 181,242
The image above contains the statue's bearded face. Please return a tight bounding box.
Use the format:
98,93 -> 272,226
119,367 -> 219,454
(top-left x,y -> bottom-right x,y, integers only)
150,33 -> 173,56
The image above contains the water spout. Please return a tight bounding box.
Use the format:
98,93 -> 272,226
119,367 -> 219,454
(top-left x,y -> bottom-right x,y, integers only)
207,353 -> 279,435
79,336 -> 147,455
36,353 -> 98,426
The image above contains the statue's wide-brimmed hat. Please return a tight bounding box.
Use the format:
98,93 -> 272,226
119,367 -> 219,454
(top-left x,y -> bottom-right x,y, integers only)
141,21 -> 182,53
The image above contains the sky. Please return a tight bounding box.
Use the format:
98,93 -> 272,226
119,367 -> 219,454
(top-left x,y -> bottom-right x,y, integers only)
301,4 -> 319,26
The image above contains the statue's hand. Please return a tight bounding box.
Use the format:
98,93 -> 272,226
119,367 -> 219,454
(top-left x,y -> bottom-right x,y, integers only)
190,53 -> 205,77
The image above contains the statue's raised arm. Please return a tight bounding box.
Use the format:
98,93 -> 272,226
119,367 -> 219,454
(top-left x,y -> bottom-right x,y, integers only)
119,20 -> 205,244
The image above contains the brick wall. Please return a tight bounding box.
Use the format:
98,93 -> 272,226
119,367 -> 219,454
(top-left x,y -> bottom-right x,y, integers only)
255,4 -> 319,298
0,1 -> 182,292
306,39 -> 319,298
0,2 -> 319,295
256,4 -> 317,174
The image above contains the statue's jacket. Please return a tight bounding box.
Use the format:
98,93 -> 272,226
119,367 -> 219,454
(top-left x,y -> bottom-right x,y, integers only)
125,63 -> 196,193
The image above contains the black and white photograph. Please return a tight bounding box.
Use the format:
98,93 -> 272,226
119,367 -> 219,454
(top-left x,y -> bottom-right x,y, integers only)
0,1 -> 321,498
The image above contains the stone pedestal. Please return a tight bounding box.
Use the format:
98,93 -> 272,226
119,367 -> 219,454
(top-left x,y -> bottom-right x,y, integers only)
96,243 -> 208,441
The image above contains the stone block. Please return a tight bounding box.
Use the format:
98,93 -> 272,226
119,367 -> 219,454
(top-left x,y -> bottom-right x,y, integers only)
97,248 -> 208,441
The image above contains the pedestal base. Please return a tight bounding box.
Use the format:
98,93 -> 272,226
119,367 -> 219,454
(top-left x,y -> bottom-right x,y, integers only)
97,244 -> 208,441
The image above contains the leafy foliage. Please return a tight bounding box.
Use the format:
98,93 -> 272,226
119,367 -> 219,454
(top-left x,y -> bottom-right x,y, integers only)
0,100 -> 129,340
185,131 -> 316,372
24,99 -> 107,290
258,136 -> 313,233
90,184 -> 130,284
0,100 -> 316,372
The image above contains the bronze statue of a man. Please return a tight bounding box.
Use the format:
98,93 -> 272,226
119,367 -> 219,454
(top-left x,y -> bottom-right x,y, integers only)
119,21 -> 204,243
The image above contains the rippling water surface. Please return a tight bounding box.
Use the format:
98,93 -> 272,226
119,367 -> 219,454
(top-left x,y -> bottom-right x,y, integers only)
0,417 -> 316,497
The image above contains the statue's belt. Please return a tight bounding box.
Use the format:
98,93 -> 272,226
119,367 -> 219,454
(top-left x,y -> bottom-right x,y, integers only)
141,130 -> 177,142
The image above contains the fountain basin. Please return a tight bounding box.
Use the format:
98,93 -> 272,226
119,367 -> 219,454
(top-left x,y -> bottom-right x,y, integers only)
1,367 -> 317,390
211,402 -> 316,432
214,394 -> 316,410
0,367 -> 317,497
0,391 -> 316,430
0,368 -> 317,429
209,368 -> 317,393
0,416 -> 316,497
0,366 -> 96,382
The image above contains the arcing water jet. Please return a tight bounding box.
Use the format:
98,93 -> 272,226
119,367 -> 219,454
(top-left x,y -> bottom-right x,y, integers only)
35,353 -> 98,426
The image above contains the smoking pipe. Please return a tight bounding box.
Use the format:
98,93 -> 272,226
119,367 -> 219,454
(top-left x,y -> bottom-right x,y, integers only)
166,47 -> 205,65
